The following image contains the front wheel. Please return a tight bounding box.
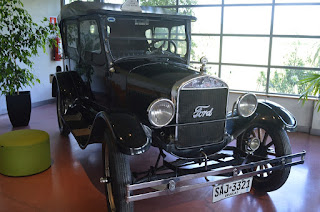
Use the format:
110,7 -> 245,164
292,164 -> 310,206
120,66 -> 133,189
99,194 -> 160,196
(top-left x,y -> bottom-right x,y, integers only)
102,131 -> 133,212
237,124 -> 292,192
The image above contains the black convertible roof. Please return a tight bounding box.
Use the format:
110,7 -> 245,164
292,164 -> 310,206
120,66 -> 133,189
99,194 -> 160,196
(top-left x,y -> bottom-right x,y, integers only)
60,1 -> 196,21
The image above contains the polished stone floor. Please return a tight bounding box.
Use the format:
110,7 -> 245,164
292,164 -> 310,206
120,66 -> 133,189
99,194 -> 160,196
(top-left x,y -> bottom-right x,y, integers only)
0,103 -> 319,212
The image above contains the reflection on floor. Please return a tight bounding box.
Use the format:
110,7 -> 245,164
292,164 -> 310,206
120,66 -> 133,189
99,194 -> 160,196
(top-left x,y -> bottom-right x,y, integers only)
0,103 -> 319,212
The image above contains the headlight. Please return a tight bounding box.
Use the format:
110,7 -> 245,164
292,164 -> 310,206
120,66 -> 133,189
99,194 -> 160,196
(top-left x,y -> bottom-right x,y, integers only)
236,93 -> 258,117
148,98 -> 175,127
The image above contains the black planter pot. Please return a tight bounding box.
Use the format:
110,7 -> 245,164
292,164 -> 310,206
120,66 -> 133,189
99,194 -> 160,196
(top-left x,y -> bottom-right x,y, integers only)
6,91 -> 31,127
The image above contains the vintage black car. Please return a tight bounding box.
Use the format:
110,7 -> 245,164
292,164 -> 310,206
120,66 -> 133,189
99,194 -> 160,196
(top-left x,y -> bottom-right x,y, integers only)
52,1 -> 306,211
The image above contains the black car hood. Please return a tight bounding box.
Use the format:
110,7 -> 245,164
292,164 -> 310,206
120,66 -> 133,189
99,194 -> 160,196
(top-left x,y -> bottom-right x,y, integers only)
115,58 -> 198,120
115,58 -> 198,97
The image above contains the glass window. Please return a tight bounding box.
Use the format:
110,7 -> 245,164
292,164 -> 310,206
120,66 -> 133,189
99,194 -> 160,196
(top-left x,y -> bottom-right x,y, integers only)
271,38 -> 320,68
65,0 -> 75,4
171,25 -> 186,40
65,0 -> 94,4
171,25 -> 187,56
67,24 -> 78,48
140,0 -> 175,6
191,36 -> 220,63
225,0 -> 272,3
222,37 -> 270,65
191,7 -> 221,34
181,0 -> 221,5
221,66 -> 268,92
273,6 -> 320,36
276,0 -> 320,3
107,16 -> 189,60
80,20 -> 101,54
190,64 -> 219,77
153,27 -> 169,49
268,68 -> 314,95
224,6 -> 272,34
103,0 -> 125,3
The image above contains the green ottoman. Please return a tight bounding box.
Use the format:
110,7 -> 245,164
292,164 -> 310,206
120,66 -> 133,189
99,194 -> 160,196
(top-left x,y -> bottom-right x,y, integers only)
0,129 -> 51,177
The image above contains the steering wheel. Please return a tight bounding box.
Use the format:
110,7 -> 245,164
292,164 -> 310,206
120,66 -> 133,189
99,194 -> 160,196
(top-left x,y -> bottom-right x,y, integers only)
168,40 -> 177,54
149,40 -> 177,54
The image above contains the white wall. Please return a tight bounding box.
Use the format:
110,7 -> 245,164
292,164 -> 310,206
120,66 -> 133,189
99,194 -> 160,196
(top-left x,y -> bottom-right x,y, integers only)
0,0 -> 62,114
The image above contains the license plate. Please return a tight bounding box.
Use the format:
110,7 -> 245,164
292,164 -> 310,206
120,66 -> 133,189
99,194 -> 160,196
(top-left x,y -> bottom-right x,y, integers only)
212,177 -> 253,203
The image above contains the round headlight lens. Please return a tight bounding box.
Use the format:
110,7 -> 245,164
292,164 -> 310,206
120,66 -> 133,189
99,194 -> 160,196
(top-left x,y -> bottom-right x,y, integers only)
237,93 -> 258,117
148,99 -> 175,127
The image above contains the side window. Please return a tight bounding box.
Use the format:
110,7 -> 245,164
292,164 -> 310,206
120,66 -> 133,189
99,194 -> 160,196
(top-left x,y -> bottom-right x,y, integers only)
80,20 -> 101,54
154,27 -> 169,50
67,24 -> 78,48
171,25 -> 187,56
66,23 -> 79,61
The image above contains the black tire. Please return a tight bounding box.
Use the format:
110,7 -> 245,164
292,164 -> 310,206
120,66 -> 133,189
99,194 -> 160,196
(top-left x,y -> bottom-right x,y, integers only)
56,88 -> 70,136
237,124 -> 292,192
102,131 -> 133,212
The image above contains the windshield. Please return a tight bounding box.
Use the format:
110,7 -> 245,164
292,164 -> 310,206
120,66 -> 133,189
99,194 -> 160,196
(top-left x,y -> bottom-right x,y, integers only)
106,16 -> 189,62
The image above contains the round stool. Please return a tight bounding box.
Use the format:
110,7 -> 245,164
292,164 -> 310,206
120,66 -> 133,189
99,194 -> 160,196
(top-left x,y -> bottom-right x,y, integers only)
0,129 -> 51,177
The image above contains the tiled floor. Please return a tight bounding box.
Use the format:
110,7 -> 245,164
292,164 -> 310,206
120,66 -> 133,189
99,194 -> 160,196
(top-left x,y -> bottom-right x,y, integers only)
0,103 -> 319,212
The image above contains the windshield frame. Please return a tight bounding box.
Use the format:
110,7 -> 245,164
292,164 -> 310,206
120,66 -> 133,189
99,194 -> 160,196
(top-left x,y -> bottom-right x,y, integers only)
102,14 -> 192,64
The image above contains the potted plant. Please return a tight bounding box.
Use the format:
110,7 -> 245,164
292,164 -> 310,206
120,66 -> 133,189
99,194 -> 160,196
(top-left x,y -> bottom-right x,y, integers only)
299,73 -> 320,112
0,0 -> 57,127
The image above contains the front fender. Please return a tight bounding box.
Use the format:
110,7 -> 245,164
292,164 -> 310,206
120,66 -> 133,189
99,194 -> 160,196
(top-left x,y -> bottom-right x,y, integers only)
227,100 -> 297,138
262,100 -> 297,131
88,111 -> 152,155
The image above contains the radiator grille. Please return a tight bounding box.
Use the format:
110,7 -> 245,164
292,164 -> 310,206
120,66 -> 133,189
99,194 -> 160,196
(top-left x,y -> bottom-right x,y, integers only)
175,88 -> 228,149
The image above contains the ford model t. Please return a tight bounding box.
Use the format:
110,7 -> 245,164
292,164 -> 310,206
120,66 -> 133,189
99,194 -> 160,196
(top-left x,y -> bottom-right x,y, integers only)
52,1 -> 306,211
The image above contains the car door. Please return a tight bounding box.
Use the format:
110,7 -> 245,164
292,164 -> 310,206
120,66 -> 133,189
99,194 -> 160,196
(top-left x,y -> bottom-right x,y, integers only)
79,18 -> 109,106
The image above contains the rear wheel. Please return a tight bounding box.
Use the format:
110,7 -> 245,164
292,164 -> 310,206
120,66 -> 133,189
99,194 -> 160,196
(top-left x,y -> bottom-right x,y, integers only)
102,131 -> 133,212
56,88 -> 70,136
237,124 -> 292,192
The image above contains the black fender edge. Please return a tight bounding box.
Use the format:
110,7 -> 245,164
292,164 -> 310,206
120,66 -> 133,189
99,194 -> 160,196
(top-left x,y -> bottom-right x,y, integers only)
261,100 -> 297,131
227,100 -> 297,139
85,111 -> 152,156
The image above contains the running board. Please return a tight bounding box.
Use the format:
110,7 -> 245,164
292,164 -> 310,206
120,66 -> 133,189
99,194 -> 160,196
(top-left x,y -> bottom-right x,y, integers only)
126,151 -> 306,202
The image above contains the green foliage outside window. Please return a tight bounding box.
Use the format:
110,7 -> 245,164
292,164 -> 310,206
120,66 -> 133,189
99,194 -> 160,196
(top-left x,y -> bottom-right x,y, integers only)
257,43 -> 309,95
257,41 -> 320,111
140,0 -> 197,7
257,42 -> 314,94
140,0 -> 197,15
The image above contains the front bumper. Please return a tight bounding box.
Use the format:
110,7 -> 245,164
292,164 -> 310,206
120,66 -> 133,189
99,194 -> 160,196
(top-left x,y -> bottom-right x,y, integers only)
126,151 -> 306,202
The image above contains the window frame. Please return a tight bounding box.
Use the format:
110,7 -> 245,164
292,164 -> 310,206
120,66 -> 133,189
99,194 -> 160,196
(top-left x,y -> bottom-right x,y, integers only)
161,0 -> 320,96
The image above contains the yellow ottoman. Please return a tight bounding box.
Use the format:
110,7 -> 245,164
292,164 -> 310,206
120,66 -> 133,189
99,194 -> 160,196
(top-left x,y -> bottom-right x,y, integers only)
0,129 -> 51,177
